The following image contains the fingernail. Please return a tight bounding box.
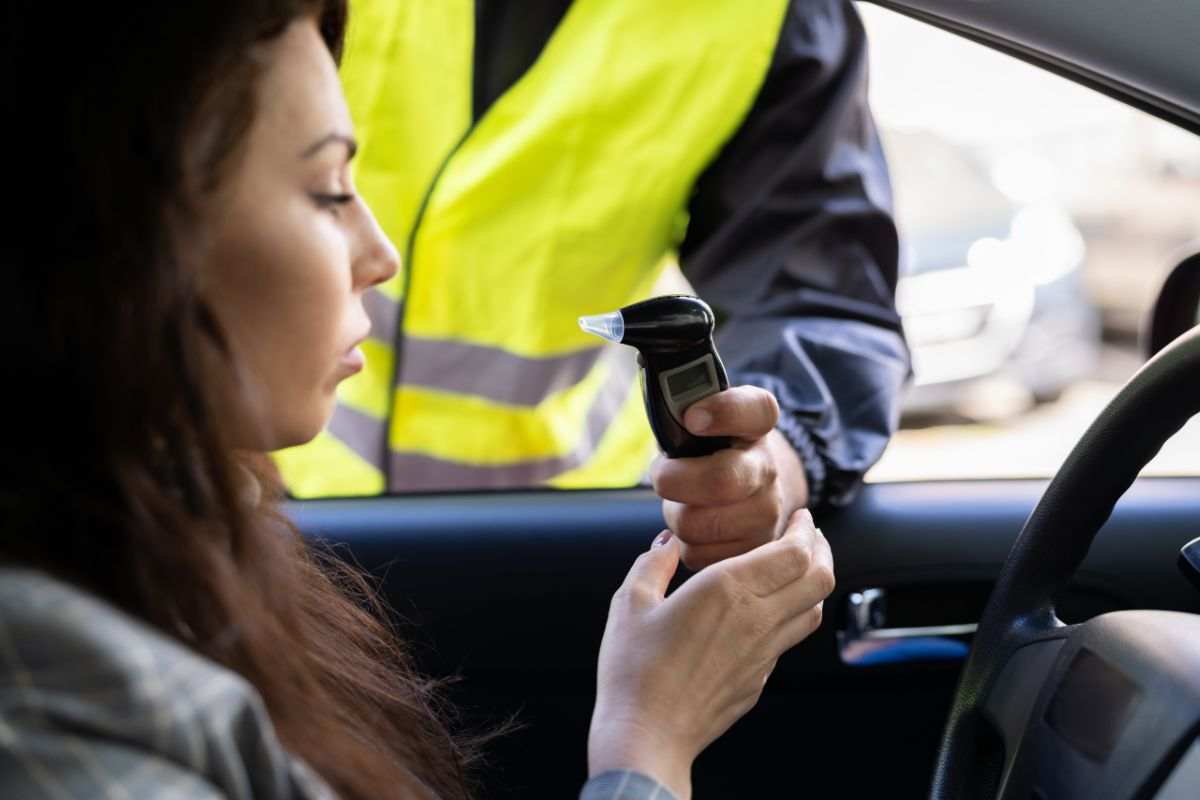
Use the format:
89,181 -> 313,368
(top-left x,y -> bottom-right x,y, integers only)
652,530 -> 673,548
687,408 -> 712,432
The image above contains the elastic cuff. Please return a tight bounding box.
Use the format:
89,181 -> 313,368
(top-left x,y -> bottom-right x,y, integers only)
580,770 -> 679,800
775,412 -> 828,510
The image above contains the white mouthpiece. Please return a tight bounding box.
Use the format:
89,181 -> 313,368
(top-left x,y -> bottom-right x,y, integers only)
578,311 -> 625,343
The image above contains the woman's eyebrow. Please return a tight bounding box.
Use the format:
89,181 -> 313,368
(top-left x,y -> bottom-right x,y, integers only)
300,132 -> 358,160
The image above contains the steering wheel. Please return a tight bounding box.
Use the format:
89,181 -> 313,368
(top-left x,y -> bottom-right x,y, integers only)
929,326 -> 1200,799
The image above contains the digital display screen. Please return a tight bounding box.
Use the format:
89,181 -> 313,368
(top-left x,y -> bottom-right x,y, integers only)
1045,648 -> 1140,762
667,362 -> 712,397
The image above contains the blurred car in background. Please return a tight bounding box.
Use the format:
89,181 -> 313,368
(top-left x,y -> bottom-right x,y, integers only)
888,130 -> 1101,419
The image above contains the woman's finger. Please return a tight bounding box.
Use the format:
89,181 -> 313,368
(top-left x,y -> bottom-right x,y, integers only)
769,602 -> 826,654
761,526 -> 835,615
722,509 -> 822,598
615,530 -> 681,610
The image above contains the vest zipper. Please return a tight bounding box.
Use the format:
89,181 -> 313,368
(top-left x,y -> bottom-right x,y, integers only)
385,2 -> 487,486
385,127 -> 477,486
384,1 -> 573,487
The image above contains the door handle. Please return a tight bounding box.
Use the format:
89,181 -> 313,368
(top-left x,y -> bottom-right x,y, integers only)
837,588 -> 976,666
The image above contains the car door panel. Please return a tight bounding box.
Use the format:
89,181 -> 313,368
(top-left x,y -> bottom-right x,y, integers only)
288,477 -> 1200,797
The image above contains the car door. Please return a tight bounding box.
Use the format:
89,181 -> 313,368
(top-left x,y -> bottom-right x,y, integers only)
288,3 -> 1200,797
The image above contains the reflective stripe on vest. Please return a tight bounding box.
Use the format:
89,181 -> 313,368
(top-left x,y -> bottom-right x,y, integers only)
276,0 -> 789,497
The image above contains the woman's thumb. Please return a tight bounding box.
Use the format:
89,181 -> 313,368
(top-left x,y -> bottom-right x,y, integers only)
621,530 -> 680,608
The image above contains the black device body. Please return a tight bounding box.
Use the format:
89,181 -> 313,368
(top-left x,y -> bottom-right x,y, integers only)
618,296 -> 731,458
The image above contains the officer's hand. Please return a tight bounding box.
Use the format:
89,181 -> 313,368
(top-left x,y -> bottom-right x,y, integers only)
651,385 -> 809,570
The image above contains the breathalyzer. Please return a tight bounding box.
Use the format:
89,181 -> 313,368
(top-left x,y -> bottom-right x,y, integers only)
579,295 -> 731,458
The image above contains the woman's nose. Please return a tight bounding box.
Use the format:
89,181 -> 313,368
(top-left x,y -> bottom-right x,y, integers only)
353,200 -> 400,289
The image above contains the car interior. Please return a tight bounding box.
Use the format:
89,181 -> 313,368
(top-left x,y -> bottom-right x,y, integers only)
287,2 -> 1200,797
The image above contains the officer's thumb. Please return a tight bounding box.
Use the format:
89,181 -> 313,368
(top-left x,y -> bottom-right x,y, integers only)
621,530 -> 680,608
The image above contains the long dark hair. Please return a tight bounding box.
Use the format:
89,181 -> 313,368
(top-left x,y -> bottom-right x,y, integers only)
2,3 -> 477,798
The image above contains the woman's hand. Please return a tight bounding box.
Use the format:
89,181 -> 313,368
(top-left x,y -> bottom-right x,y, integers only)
587,509 -> 834,799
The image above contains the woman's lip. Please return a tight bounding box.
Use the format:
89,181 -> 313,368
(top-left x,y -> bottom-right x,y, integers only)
338,345 -> 366,375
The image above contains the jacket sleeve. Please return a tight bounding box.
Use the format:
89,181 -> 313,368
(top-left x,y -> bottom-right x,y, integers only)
0,569 -> 338,800
679,0 -> 910,509
0,731 -> 231,800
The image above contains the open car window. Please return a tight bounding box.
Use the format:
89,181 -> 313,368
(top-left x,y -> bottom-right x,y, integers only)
860,3 -> 1200,483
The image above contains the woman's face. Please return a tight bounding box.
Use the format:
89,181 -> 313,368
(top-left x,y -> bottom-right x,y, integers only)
200,18 -> 398,451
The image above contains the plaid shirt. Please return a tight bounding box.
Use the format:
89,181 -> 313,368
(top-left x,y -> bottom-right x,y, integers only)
0,568 -> 673,800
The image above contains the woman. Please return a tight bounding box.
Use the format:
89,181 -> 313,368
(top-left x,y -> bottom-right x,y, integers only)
0,2 -> 834,799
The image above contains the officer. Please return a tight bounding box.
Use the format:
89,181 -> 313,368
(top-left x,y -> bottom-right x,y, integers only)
276,0 -> 910,568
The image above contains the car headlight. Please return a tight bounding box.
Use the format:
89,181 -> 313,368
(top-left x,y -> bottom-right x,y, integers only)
966,204 -> 1085,287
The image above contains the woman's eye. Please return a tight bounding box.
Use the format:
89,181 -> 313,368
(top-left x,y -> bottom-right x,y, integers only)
311,192 -> 355,213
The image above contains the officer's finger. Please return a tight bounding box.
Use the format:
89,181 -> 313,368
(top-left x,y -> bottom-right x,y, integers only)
678,537 -> 760,571
652,445 -> 775,506
663,489 -> 780,546
683,385 -> 779,441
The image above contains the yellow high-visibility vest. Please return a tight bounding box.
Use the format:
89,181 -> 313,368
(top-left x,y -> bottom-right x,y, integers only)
275,0 -> 790,496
